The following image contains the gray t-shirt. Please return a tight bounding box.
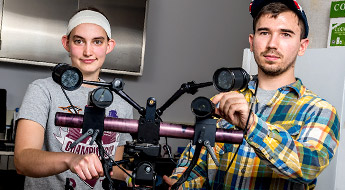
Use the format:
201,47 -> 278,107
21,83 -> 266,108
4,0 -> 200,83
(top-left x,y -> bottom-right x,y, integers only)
256,87 -> 277,109
18,77 -> 133,189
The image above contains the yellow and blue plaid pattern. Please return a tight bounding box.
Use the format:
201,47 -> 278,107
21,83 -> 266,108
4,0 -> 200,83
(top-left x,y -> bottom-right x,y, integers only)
171,79 -> 339,190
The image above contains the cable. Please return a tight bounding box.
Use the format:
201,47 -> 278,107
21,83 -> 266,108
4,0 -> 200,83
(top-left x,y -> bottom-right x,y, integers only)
61,86 -> 79,114
215,144 -> 240,190
102,145 -> 133,179
243,78 -> 259,136
216,78 -> 258,190
163,137 -> 177,165
172,143 -> 203,190
176,140 -> 192,168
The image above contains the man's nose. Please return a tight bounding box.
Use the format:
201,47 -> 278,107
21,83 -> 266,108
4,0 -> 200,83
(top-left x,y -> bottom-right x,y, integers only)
267,34 -> 279,49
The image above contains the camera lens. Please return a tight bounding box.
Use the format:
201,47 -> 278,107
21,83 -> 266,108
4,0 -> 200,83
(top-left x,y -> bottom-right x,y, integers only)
52,63 -> 83,91
191,97 -> 214,118
61,70 -> 81,90
89,87 -> 113,108
213,68 -> 250,92
216,70 -> 234,92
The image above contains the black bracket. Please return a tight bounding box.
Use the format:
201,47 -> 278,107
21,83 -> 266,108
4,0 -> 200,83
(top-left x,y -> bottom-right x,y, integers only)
137,97 -> 160,144
193,118 -> 217,147
82,106 -> 105,142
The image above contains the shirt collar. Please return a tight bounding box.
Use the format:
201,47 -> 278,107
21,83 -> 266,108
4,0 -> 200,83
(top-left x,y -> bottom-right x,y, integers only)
246,78 -> 304,98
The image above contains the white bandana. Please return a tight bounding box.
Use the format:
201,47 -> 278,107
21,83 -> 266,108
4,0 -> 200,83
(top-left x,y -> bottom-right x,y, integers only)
67,10 -> 111,38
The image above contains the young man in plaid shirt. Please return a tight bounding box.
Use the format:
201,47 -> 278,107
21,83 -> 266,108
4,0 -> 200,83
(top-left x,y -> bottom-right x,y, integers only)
164,0 -> 340,189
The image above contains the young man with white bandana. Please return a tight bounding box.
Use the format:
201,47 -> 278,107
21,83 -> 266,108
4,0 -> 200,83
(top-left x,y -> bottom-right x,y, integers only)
14,8 -> 133,189
163,0 -> 340,189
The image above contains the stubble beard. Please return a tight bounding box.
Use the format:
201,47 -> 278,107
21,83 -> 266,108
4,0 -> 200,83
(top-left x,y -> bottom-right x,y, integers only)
256,49 -> 296,77
257,59 -> 295,76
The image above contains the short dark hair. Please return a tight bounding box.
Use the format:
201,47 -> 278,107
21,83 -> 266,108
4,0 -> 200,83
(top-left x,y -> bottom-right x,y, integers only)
252,2 -> 306,40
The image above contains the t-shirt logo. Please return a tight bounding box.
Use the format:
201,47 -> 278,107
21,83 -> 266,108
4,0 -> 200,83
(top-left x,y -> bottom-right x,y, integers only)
59,105 -> 83,114
54,106 -> 119,189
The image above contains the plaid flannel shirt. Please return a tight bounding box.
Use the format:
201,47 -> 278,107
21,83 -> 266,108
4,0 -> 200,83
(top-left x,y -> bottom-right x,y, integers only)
170,79 -> 339,190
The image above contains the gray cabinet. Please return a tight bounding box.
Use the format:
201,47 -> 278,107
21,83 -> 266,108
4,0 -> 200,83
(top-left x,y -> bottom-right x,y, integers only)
0,0 -> 147,76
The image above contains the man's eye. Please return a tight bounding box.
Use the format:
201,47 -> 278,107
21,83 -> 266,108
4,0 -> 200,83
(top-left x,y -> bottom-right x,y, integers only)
94,40 -> 103,45
260,32 -> 269,35
74,39 -> 83,44
282,33 -> 291,37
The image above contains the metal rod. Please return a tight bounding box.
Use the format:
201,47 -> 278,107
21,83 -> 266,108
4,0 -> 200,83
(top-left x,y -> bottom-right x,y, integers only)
55,112 -> 243,144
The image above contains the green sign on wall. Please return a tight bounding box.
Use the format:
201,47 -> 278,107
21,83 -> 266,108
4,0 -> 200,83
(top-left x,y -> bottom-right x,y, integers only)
329,1 -> 345,47
330,1 -> 345,18
329,23 -> 345,46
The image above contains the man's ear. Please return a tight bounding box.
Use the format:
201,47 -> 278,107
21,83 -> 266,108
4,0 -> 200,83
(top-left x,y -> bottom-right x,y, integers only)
249,34 -> 254,52
61,35 -> 70,52
298,38 -> 309,56
106,39 -> 116,54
